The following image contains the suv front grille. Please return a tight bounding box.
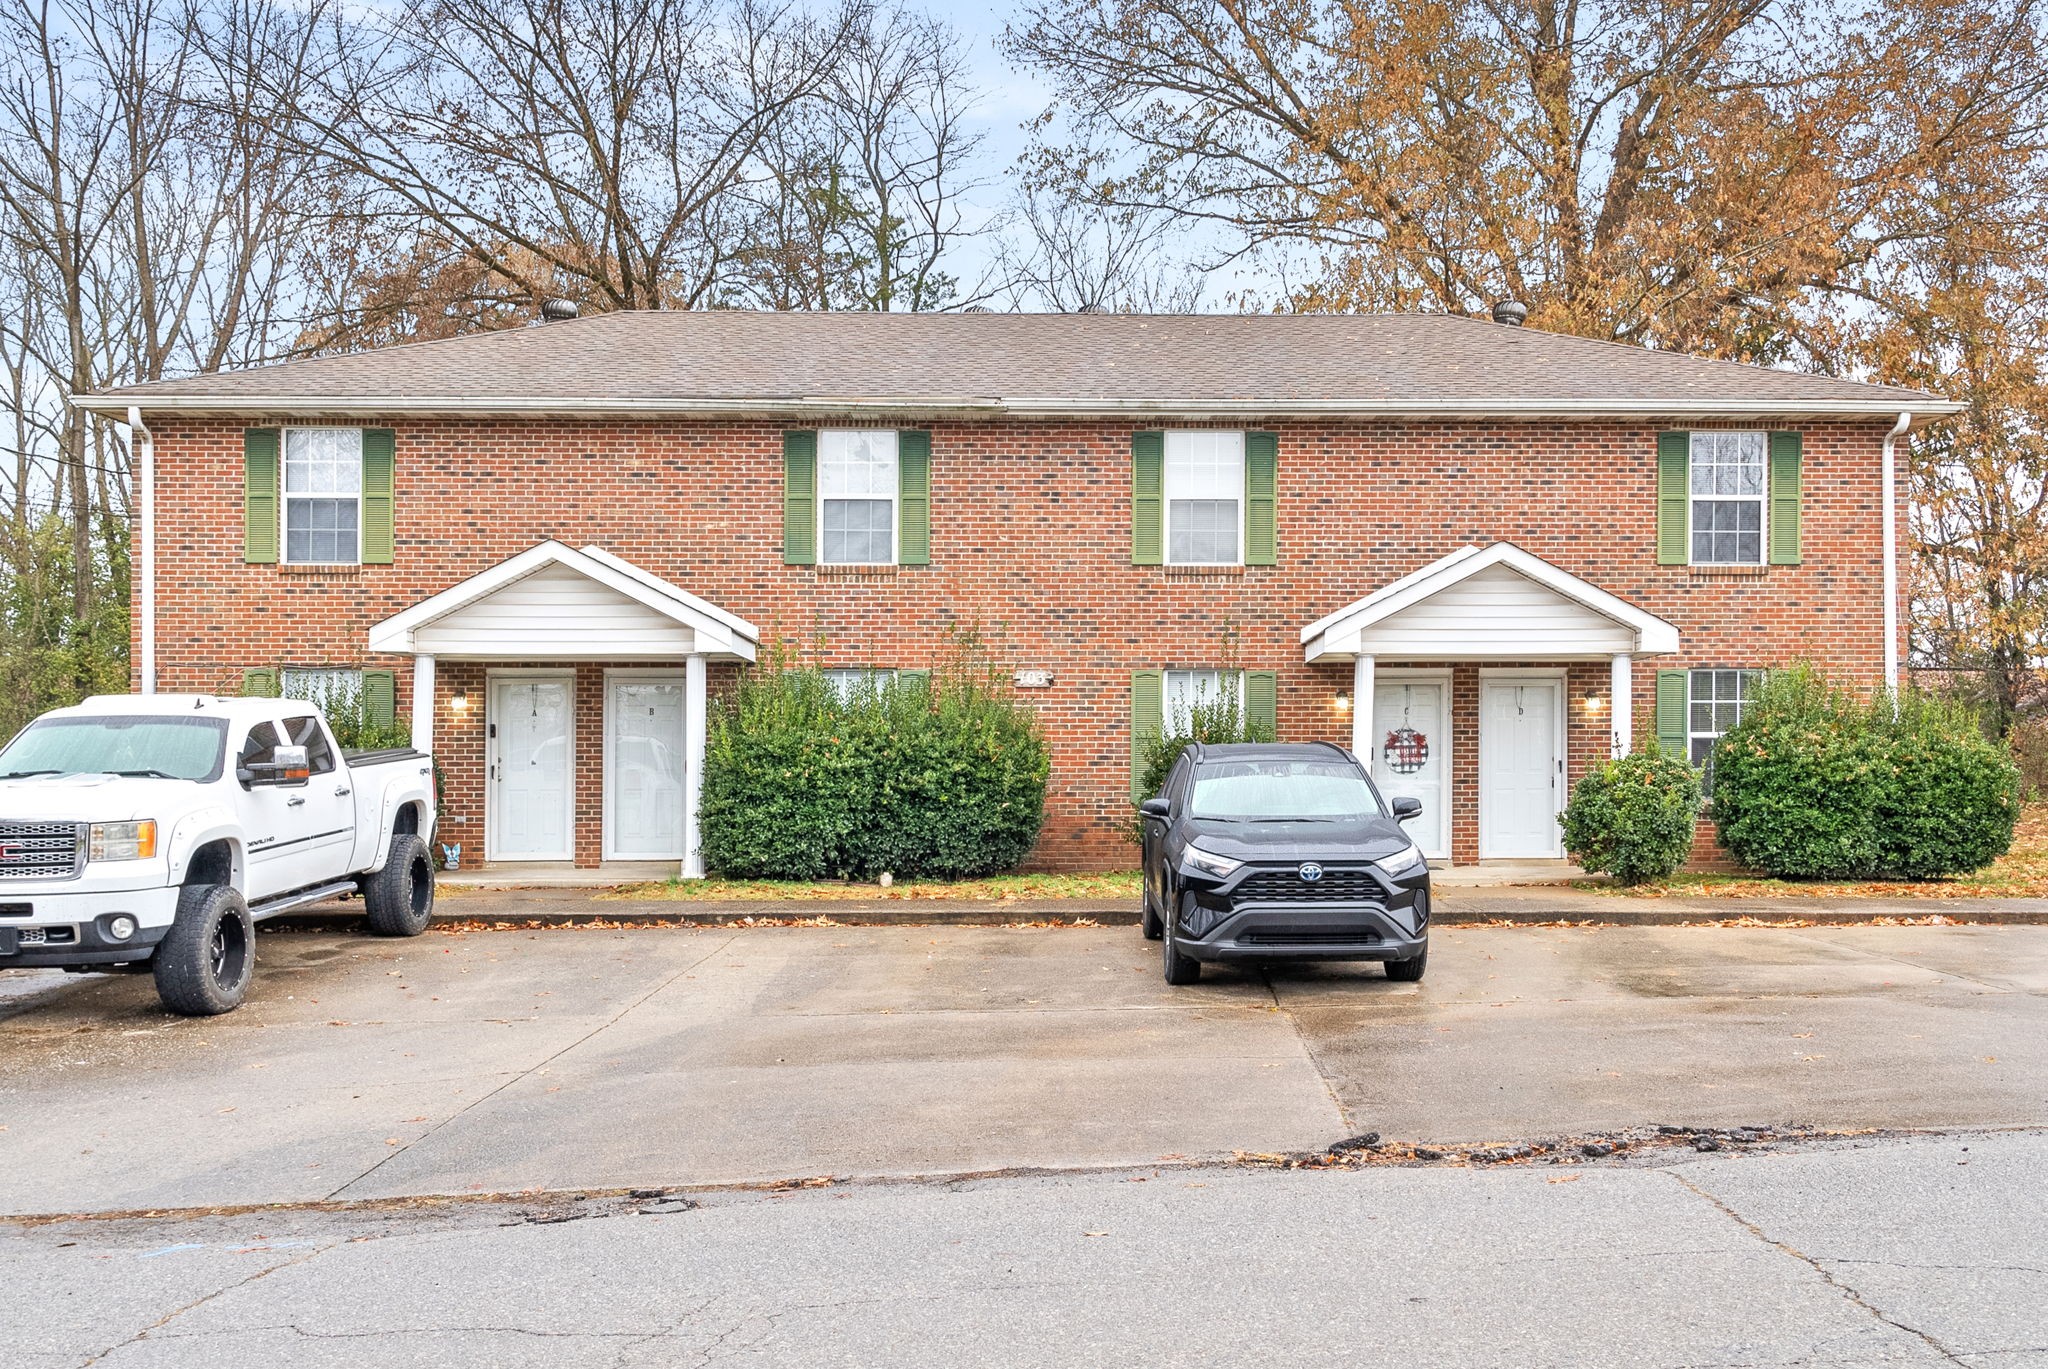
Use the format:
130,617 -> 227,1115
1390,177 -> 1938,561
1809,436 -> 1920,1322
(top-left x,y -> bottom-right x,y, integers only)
1238,927 -> 1378,946
1232,867 -> 1381,905
0,822 -> 85,881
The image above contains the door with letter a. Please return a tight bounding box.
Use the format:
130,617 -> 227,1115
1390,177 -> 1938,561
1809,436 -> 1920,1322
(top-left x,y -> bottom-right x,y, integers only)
1479,675 -> 1565,859
488,675 -> 574,861
1370,677 -> 1448,860
604,673 -> 685,861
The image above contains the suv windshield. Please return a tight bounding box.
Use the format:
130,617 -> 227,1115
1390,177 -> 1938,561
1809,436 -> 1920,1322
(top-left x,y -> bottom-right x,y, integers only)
1190,758 -> 1382,821
0,715 -> 229,782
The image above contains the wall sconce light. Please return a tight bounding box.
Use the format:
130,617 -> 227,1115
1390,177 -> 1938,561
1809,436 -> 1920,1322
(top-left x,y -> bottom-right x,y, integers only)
1334,692 -> 1351,715
1585,694 -> 1608,715
449,691 -> 471,714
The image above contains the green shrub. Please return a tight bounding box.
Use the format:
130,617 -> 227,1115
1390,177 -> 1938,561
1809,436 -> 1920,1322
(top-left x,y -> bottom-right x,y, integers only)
1130,676 -> 1276,821
1559,751 -> 1703,884
698,647 -> 1049,881
1711,663 -> 2022,879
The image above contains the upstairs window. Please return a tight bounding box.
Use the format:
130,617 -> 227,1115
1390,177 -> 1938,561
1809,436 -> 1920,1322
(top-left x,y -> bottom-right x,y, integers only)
283,428 -> 362,565
819,430 -> 898,565
1165,431 -> 1243,565
1690,432 -> 1766,565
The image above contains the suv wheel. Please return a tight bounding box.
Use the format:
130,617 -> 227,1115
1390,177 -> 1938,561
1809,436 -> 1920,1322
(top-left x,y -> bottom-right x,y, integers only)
152,883 -> 254,1016
1385,945 -> 1428,982
1163,895 -> 1202,985
1141,888 -> 1163,941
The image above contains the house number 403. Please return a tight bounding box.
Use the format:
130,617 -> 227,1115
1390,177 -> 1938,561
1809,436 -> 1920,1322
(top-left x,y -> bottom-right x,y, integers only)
1013,669 -> 1054,689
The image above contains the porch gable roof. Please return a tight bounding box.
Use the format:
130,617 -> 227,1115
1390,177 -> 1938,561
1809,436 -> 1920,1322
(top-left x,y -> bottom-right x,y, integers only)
367,540 -> 760,661
1300,542 -> 1680,662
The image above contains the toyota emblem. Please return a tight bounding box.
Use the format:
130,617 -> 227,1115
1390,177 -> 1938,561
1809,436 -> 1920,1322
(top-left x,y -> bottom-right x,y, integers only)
1298,862 -> 1324,883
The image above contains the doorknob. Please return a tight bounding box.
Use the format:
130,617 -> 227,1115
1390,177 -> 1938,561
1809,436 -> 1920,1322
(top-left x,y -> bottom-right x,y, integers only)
286,796 -> 305,807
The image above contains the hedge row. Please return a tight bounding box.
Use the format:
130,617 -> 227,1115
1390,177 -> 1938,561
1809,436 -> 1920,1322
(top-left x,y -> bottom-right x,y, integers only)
697,663 -> 1049,881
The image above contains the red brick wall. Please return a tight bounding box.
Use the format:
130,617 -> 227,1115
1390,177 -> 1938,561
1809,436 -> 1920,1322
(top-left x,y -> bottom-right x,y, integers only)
134,413 -> 1903,870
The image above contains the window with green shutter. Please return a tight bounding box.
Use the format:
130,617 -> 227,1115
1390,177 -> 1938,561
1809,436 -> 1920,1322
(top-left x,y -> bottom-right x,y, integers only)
783,430 -> 817,565
241,667 -> 280,697
243,429 -> 280,564
1655,431 -> 1688,566
1131,432 -> 1164,565
1244,432 -> 1277,566
1768,431 -> 1802,565
1654,670 -> 1689,759
897,429 -> 930,565
1245,670 -> 1278,735
360,428 -> 396,565
1131,670 -> 1163,798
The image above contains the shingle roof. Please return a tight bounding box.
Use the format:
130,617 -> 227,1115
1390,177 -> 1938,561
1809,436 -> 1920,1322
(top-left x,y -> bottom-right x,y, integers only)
80,310 -> 1957,419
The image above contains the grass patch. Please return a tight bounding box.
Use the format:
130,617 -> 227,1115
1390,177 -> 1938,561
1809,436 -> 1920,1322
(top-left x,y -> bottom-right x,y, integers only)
595,869 -> 1142,903
1577,803 -> 2048,900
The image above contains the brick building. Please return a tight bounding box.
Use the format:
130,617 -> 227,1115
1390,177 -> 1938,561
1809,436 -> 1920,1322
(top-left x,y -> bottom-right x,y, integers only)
82,311 -> 1958,873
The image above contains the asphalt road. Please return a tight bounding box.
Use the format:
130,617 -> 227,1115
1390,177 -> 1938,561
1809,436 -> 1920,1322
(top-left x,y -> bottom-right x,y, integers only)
5,1130 -> 2044,1368
4,922 -> 2048,1213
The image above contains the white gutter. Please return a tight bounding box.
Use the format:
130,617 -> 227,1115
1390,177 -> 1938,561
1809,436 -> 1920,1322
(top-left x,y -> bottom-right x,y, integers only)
72,394 -> 1969,420
1882,410 -> 1912,702
128,405 -> 156,695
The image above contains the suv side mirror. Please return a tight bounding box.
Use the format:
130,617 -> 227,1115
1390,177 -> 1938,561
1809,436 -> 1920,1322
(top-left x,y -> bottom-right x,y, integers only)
242,744 -> 311,788
1391,796 -> 1424,821
1139,797 -> 1171,820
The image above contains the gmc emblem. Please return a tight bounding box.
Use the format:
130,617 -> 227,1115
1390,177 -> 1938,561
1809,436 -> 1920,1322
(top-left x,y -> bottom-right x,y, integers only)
0,844 -> 22,862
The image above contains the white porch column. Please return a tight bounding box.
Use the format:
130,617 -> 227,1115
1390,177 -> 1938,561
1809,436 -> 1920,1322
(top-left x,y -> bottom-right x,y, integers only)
681,653 -> 708,879
1351,654 -> 1375,758
1610,653 -> 1633,758
411,654 -> 436,754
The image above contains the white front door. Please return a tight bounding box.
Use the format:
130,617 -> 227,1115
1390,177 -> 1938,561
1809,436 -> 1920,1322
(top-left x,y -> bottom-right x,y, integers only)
1480,678 -> 1564,859
488,676 -> 574,861
1371,678 -> 1448,859
605,675 -> 686,860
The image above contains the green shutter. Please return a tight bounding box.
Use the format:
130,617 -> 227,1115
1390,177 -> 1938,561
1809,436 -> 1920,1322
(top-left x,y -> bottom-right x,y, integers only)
896,668 -> 930,695
1131,431 -> 1164,565
1131,669 -> 1164,799
1245,670 -> 1278,737
359,428 -> 395,565
1768,430 -> 1802,565
362,670 -> 398,729
243,428 -> 280,564
241,668 -> 279,697
897,430 -> 930,565
783,431 -> 817,565
1656,670 -> 1689,760
1656,431 -> 1689,565
1244,431 -> 1277,566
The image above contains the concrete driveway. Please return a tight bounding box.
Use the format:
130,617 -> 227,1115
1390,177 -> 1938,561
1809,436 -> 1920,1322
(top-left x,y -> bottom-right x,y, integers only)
3,920 -> 2046,1215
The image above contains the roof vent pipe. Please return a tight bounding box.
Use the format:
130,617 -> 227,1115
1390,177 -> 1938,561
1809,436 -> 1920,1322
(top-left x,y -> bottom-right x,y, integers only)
540,298 -> 580,322
1491,300 -> 1528,327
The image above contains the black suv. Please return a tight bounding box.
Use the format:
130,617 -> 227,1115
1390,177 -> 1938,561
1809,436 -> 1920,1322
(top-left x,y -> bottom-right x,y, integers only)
1138,741 -> 1431,984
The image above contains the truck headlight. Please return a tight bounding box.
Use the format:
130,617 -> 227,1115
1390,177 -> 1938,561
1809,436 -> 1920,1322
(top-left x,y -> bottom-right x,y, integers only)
1375,843 -> 1427,879
88,820 -> 157,862
1181,844 -> 1244,881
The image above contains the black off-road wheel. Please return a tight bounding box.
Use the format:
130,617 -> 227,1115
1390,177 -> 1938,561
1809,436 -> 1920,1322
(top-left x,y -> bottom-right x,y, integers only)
363,833 -> 436,937
1385,945 -> 1428,982
152,883 -> 254,1016
1163,895 -> 1202,985
1141,890 -> 1163,941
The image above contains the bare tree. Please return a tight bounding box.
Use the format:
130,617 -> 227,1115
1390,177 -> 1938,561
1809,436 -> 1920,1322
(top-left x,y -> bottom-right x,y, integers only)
996,186 -> 1205,313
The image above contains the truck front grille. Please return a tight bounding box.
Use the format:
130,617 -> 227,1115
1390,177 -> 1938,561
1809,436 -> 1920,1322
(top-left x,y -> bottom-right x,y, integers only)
1231,867 -> 1382,905
0,822 -> 85,881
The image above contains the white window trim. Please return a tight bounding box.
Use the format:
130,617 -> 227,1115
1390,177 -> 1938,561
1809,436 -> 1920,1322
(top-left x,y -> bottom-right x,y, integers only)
1162,668 -> 1246,732
817,429 -> 899,567
280,666 -> 365,706
280,426 -> 363,567
1163,429 -> 1245,568
1687,430 -> 1769,568
822,667 -> 900,702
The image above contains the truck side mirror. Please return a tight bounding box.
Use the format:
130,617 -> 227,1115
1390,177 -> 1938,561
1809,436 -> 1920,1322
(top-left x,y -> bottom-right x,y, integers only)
242,744 -> 311,788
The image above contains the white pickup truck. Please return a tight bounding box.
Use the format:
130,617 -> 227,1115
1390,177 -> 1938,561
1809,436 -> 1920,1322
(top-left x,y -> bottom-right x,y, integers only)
0,694 -> 437,1015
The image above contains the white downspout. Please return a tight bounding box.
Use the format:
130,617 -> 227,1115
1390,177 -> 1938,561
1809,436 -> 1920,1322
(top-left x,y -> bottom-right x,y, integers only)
128,405 -> 156,695
1882,411 -> 1911,702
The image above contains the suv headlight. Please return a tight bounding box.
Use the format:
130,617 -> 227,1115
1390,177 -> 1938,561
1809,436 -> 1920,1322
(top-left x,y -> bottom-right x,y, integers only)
89,820 -> 158,862
1181,844 -> 1244,881
1374,843 -> 1427,879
